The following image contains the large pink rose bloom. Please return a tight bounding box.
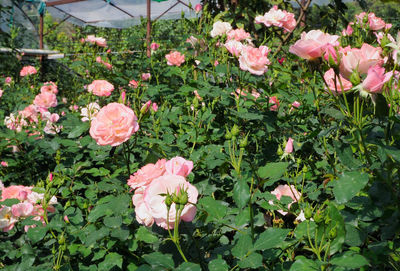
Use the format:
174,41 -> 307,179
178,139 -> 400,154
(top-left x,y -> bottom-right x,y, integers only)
227,28 -> 251,42
19,105 -> 39,123
368,13 -> 386,31
239,46 -> 271,75
33,92 -> 58,109
132,188 -> 154,227
339,43 -> 383,79
1,185 -> 32,201
165,157 -> 193,177
224,40 -> 244,57
289,30 -> 339,60
20,66 -> 37,77
127,159 -> 166,190
271,184 -> 301,215
143,175 -> 198,229
255,5 -> 296,32
165,51 -> 185,66
324,68 -> 353,94
89,103 -> 139,146
88,80 -> 114,97
362,65 -> 392,94
40,81 -> 58,94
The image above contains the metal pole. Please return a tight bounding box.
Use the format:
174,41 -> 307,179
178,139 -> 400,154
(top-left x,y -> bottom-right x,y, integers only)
146,0 -> 151,57
39,13 -> 44,50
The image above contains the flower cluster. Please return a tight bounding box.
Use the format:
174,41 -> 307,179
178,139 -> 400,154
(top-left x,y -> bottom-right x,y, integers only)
20,66 -> 37,77
0,181 -> 57,232
255,5 -> 296,32
84,35 -> 107,47
128,157 -> 198,229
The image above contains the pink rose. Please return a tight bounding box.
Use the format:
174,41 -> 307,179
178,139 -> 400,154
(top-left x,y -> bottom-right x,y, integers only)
0,206 -> 17,232
355,12 -> 367,25
88,80 -> 114,97
284,138 -> 294,154
129,79 -> 139,89
150,42 -> 160,51
1,185 -> 32,201
324,68 -> 353,94
339,43 -> 383,79
342,22 -> 354,36
140,100 -> 152,114
255,5 -> 296,32
368,13 -> 386,31
5,77 -> 12,84
269,96 -> 280,111
40,81 -> 58,94
195,4 -> 202,13
33,92 -> 58,109
143,175 -> 198,229
165,51 -> 185,66
141,73 -> 151,81
20,66 -> 37,77
362,65 -> 392,94
239,45 -> 271,75
89,103 -> 139,146
165,157 -> 193,177
227,28 -> 251,42
85,35 -> 107,47
11,202 -> 34,217
151,103 -> 158,113
289,30 -> 339,60
19,105 -> 39,123
271,184 -> 301,215
128,159 -> 167,190
292,101 -> 301,108
224,40 -> 244,57
1,161 -> 8,167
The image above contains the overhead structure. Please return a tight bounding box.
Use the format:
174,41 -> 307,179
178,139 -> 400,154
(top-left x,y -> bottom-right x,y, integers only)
41,0 -> 201,56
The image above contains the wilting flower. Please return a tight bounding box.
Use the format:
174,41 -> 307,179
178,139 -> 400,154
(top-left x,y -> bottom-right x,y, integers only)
289,30 -> 339,60
165,51 -> 185,66
20,66 -> 37,77
88,80 -> 114,97
89,103 -> 139,146
239,46 -> 271,75
210,21 -> 232,38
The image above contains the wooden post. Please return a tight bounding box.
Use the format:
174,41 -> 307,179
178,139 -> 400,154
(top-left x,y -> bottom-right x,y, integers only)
146,0 -> 151,57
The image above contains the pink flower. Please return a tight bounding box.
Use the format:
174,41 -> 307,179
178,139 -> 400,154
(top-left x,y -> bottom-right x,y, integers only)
11,202 -> 34,217
255,5 -> 296,32
1,185 -> 32,201
40,81 -> 58,94
362,65 -> 392,93
0,206 -> 17,232
292,101 -> 301,108
342,22 -> 354,36
129,79 -> 139,89
227,28 -> 251,42
239,45 -> 271,75
49,173 -> 53,182
96,57 -> 113,70
150,42 -> 160,51
143,175 -> 198,229
269,96 -> 280,111
289,30 -> 339,60
141,73 -> 151,81
278,57 -> 285,64
368,13 -> 386,31
89,103 -> 139,146
33,92 -> 58,109
141,100 -> 152,114
339,43 -> 383,79
132,188 -> 154,227
151,103 -> 158,112
224,40 -> 244,57
121,91 -> 126,104
127,159 -> 166,190
165,51 -> 185,66
5,77 -> 12,84
324,68 -> 353,94
210,21 -> 232,37
88,80 -> 114,97
64,215 -> 70,223
214,60 -> 219,66
355,12 -> 367,25
20,66 -> 37,77
165,157 -> 193,177
1,161 -> 8,167
0,89 -> 2,98
284,138 -> 294,154
270,184 -> 301,215
85,35 -> 107,47
195,4 -> 202,13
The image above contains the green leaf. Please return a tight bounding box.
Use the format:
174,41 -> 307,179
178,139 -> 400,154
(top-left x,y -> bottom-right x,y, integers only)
254,228 -> 290,251
208,259 -> 229,271
85,227 -> 109,246
143,252 -> 174,269
239,252 -> 263,268
136,227 -> 158,243
103,216 -> 122,228
258,162 -> 288,179
27,226 -> 47,244
290,256 -> 320,270
232,234 -> 252,258
176,262 -> 201,271
233,178 -> 250,208
198,197 -> 227,221
0,198 -> 20,206
68,123 -> 89,138
332,171 -> 369,204
111,228 -> 130,241
330,252 -> 369,268
98,252 -> 123,271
